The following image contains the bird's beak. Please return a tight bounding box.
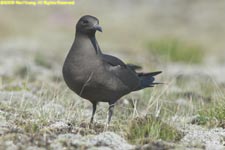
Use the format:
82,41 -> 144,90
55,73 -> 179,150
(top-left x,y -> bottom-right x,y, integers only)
94,24 -> 103,32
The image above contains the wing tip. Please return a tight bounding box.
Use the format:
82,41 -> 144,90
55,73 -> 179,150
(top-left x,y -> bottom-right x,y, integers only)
138,71 -> 162,77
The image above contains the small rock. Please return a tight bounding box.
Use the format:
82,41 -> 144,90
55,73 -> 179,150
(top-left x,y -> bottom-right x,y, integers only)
51,132 -> 134,150
180,125 -> 225,148
86,132 -> 133,150
49,121 -> 72,132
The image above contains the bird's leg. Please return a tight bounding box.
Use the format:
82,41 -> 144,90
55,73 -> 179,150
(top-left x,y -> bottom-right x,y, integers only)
90,102 -> 97,123
107,103 -> 115,124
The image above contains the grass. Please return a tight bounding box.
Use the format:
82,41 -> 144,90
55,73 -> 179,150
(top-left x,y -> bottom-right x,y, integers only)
0,78 -> 184,142
190,78 -> 225,128
1,66 -> 225,149
147,38 -> 204,64
195,98 -> 225,128
1,63 -> 224,148
126,115 -> 183,144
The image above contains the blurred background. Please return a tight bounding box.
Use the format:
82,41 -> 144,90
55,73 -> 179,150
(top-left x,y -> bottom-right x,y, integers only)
0,1 -> 225,148
1,0 -> 225,82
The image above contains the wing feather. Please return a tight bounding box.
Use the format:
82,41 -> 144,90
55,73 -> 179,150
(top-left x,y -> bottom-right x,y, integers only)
101,54 -> 140,91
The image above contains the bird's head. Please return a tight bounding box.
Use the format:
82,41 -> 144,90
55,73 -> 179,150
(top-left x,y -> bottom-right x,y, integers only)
76,15 -> 102,36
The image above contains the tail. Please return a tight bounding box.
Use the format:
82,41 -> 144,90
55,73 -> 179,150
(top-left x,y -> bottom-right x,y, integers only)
138,71 -> 162,89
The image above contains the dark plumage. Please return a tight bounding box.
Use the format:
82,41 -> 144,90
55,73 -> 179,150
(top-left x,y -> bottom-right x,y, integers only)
62,15 -> 162,124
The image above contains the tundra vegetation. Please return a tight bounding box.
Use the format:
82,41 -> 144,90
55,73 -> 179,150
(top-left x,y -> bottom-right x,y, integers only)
0,1 -> 225,149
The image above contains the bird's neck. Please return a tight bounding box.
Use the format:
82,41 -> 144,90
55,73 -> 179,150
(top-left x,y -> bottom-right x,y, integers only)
73,32 -> 102,55
89,35 -> 102,55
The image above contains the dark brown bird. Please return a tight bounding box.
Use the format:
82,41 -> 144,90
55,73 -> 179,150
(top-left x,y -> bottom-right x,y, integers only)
62,15 -> 162,124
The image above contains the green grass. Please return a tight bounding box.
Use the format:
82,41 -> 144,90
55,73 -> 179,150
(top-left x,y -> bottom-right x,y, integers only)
180,78 -> 225,128
126,115 -> 183,144
195,98 -> 225,128
147,38 -> 204,64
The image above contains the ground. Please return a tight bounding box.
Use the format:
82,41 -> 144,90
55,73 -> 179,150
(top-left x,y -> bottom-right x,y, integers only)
0,1 -> 225,150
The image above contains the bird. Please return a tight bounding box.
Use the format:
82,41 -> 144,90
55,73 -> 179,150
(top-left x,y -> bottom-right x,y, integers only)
62,15 -> 162,124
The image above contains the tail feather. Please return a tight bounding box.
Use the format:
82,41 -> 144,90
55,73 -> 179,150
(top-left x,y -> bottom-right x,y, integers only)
138,71 -> 162,77
138,71 -> 162,89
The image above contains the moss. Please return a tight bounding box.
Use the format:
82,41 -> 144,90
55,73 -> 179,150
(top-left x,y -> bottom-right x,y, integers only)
126,115 -> 183,144
147,38 -> 204,64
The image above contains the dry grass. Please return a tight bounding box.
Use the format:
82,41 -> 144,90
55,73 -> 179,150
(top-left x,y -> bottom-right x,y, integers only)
0,1 -> 225,148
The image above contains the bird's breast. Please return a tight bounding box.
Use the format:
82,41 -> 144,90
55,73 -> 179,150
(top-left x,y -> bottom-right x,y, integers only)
63,54 -> 103,93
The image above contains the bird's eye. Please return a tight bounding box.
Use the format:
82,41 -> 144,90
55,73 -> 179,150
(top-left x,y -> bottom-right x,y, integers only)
82,20 -> 89,24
